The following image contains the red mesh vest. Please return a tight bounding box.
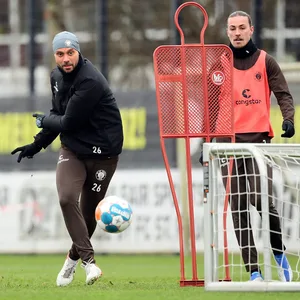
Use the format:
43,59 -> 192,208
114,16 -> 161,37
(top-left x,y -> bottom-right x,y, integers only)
232,50 -> 273,136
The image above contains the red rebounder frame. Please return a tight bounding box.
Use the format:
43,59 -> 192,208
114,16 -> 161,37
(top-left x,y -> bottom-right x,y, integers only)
153,2 -> 235,287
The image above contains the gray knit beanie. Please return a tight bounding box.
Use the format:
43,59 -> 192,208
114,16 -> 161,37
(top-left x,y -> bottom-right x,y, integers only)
52,31 -> 80,53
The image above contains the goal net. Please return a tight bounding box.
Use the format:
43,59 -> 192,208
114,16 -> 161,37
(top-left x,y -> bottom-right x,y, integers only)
203,143 -> 300,291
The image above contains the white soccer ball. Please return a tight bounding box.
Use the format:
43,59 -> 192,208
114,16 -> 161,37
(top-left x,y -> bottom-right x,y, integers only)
95,195 -> 133,233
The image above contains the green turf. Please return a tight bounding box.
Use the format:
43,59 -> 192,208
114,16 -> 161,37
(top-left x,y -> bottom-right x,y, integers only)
0,254 -> 299,300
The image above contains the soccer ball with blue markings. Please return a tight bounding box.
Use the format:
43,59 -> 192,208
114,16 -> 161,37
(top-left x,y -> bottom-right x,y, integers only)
95,195 -> 133,233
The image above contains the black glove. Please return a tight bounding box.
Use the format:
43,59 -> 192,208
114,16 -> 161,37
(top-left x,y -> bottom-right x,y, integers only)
11,143 -> 42,163
199,151 -> 203,166
32,113 -> 45,128
281,120 -> 295,138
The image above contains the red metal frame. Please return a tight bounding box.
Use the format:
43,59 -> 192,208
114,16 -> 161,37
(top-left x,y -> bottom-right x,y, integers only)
153,2 -> 235,286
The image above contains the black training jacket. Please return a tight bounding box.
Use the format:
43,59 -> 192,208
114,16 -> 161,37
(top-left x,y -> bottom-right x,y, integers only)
34,57 -> 123,158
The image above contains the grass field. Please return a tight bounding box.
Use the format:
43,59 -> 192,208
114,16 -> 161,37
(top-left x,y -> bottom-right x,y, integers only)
0,254 -> 299,300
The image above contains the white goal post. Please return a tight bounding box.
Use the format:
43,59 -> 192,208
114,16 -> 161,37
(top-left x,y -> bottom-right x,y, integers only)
202,143 -> 300,292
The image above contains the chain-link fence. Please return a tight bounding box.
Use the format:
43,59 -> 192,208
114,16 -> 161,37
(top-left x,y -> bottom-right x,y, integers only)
1,0 -> 300,96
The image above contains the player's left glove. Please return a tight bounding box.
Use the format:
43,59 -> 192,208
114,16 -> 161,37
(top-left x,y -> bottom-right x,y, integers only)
32,113 -> 45,128
281,120 -> 295,138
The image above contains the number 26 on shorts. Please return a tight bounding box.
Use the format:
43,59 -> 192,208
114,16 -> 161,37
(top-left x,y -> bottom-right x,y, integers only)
92,183 -> 102,192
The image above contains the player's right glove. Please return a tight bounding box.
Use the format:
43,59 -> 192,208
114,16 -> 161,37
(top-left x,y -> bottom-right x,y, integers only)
11,142 -> 42,163
199,151 -> 203,166
281,120 -> 295,138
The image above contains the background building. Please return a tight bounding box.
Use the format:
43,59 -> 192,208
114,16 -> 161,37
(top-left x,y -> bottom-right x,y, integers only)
0,0 -> 300,171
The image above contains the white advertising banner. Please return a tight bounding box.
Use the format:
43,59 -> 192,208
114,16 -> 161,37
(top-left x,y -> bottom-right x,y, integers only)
0,169 -> 299,254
